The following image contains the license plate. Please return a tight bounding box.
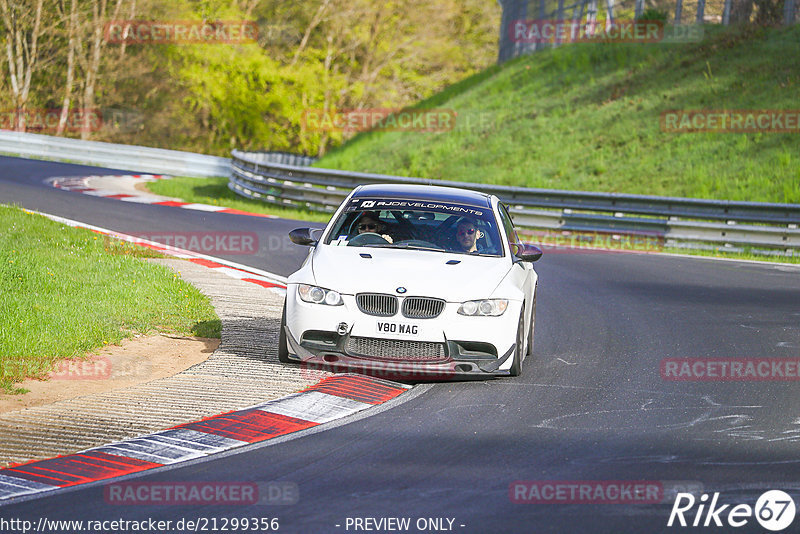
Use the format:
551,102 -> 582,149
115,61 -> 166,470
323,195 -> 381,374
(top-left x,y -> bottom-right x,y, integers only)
375,321 -> 420,337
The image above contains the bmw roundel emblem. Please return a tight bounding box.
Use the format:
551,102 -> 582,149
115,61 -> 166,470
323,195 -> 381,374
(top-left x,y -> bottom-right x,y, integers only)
396,287 -> 407,294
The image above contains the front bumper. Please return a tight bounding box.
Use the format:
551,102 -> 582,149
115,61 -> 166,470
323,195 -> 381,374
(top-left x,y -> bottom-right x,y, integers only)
284,289 -> 521,380
284,326 -> 515,380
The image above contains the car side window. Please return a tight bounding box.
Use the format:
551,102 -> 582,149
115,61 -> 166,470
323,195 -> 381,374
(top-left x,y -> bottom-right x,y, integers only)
498,204 -> 519,249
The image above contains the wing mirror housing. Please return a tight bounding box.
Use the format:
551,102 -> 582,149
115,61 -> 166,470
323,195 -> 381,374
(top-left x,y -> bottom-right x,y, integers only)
512,243 -> 543,262
289,228 -> 321,246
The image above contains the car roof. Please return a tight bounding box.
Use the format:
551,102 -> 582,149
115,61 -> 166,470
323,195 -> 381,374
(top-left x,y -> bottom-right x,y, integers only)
351,183 -> 493,209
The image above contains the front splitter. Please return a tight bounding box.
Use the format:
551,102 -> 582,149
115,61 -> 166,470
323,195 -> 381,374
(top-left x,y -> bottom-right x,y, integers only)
285,327 -> 513,381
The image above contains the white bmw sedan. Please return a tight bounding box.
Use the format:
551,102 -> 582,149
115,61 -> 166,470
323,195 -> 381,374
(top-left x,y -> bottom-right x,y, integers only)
279,183 -> 541,379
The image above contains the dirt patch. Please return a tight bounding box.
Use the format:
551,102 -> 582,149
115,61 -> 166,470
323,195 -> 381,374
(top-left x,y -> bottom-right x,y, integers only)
134,181 -> 157,194
0,334 -> 219,414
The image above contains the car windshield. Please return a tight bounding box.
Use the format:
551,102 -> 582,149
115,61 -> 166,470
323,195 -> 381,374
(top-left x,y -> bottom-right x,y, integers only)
323,198 -> 504,257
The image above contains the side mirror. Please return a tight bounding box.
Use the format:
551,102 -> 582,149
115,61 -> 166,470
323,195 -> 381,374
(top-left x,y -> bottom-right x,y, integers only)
512,243 -> 543,262
289,228 -> 320,246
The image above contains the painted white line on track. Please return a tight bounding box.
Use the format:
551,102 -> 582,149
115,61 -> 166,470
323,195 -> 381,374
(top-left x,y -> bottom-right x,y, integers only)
47,174 -> 279,218
257,391 -> 372,424
0,475 -> 53,499
22,208 -> 288,293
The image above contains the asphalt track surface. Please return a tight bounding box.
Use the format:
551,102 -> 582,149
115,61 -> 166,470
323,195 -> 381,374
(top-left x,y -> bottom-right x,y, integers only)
2,155 -> 800,533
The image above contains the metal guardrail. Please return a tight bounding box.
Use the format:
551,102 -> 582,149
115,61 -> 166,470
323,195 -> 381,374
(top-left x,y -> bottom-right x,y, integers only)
239,151 -> 317,168
0,131 -> 230,178
230,149 -> 800,252
1,132 -> 794,253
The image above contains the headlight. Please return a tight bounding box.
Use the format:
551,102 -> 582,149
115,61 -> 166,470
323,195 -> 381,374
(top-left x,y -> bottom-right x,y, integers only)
298,284 -> 343,305
458,299 -> 508,316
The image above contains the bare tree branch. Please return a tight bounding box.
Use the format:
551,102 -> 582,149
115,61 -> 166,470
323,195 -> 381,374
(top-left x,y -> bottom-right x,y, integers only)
291,0 -> 332,67
0,0 -> 44,130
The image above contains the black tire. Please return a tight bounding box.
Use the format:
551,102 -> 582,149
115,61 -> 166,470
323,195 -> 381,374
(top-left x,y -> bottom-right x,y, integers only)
278,301 -> 292,363
509,309 -> 525,377
526,293 -> 536,357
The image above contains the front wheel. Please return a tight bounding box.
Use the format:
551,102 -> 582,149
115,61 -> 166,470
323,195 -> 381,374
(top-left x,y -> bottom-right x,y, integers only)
509,309 -> 525,376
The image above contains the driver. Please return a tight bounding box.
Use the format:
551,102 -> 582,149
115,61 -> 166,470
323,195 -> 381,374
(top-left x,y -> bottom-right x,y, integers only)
356,211 -> 393,243
454,217 -> 482,253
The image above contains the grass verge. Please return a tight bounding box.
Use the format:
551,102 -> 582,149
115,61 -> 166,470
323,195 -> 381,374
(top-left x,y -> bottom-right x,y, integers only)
316,24 -> 800,204
0,205 -> 221,394
146,176 -> 332,223
658,246 -> 799,264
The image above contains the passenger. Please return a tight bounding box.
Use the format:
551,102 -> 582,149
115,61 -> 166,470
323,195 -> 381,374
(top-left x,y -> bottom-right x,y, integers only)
355,211 -> 393,243
454,218 -> 482,253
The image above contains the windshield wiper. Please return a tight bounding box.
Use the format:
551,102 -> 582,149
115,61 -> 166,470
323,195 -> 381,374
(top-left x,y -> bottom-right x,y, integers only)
366,243 -> 500,256
370,243 -> 445,252
396,243 -> 445,251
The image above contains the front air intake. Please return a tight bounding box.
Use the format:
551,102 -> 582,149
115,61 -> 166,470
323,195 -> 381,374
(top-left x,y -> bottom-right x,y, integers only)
346,337 -> 447,361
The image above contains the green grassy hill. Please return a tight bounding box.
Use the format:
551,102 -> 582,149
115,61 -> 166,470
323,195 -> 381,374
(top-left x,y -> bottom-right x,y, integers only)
316,24 -> 800,203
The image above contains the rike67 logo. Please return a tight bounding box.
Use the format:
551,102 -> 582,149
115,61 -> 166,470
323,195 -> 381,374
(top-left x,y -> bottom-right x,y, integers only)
668,490 -> 796,531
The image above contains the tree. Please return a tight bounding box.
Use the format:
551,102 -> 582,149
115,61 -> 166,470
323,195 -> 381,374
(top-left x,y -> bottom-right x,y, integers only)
55,0 -> 78,135
260,0 -> 499,155
0,0 -> 44,131
78,0 -> 126,139
729,0 -> 755,22
753,0 -> 785,24
0,0 -> 501,154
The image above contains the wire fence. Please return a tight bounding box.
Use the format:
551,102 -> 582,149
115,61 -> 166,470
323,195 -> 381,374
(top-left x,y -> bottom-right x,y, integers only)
498,0 -> 798,62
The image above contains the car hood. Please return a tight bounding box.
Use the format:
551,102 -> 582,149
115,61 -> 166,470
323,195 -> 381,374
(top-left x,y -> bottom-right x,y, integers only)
308,245 -> 511,301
